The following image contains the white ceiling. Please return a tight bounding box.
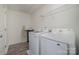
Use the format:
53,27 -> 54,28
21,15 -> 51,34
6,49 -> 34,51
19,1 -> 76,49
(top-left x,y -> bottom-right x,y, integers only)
7,4 -> 45,14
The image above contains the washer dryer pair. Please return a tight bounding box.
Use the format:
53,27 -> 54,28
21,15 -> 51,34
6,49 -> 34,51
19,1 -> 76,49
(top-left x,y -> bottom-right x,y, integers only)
27,29 -> 76,55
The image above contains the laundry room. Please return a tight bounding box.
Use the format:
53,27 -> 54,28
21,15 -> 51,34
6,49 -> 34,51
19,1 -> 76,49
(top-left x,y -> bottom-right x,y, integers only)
0,4 -> 79,55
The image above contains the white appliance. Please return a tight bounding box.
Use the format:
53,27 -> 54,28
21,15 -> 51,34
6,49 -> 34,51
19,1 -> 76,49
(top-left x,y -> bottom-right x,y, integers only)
40,28 -> 76,55
28,32 -> 42,55
28,28 -> 76,55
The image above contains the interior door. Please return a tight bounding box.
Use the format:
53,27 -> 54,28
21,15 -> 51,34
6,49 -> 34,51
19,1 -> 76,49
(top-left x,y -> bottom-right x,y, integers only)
0,5 -> 7,55
0,31 -> 5,54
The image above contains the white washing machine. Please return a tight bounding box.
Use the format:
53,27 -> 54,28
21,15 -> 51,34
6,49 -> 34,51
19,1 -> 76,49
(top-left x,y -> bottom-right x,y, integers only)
40,29 -> 76,55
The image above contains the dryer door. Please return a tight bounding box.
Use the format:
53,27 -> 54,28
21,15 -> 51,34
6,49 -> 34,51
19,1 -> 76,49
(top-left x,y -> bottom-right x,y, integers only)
40,37 -> 68,55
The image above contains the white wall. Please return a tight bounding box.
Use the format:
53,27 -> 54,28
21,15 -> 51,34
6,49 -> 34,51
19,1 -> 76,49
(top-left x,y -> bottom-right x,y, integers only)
32,5 -> 77,30
7,9 -> 32,45
31,4 -> 79,54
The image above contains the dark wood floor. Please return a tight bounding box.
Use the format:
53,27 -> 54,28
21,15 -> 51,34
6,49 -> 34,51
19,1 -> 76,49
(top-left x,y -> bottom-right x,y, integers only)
7,42 -> 29,55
